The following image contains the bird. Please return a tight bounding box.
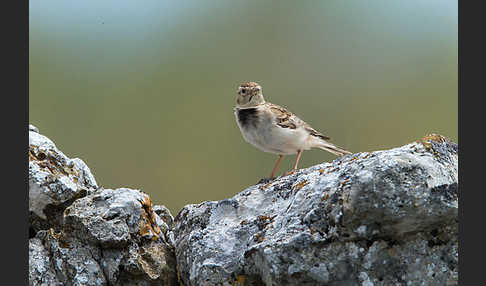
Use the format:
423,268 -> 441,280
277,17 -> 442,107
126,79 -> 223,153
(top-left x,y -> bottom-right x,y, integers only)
234,81 -> 352,179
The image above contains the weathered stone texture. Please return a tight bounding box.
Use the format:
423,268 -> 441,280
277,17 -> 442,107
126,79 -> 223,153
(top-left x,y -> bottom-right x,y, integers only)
29,126 -> 177,286
29,124 -> 458,286
174,134 -> 458,286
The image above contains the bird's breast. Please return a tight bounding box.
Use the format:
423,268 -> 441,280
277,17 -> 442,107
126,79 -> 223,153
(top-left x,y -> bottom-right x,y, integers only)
234,107 -> 307,155
236,108 -> 259,129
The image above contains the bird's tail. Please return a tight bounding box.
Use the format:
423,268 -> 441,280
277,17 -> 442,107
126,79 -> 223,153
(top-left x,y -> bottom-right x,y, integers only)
316,141 -> 352,156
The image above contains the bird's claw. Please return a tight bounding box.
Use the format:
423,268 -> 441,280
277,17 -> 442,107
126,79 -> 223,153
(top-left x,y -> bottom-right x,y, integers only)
257,177 -> 275,184
283,170 -> 297,177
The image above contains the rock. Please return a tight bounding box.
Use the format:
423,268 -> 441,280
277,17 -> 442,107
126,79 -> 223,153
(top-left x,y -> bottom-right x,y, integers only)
38,229 -> 107,285
59,188 -> 177,285
174,134 -> 458,286
29,125 -> 98,234
153,205 -> 175,230
29,188 -> 178,286
153,204 -> 177,251
29,236 -> 61,286
29,125 -> 178,286
64,188 -> 163,247
29,124 -> 458,286
29,124 -> 39,133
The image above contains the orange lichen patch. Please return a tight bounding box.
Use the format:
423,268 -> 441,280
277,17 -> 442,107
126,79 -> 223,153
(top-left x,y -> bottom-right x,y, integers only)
340,178 -> 350,188
356,152 -> 372,160
28,150 -> 38,162
29,147 -> 47,161
138,194 -> 161,240
417,134 -> 450,150
259,182 -> 272,190
236,275 -> 246,285
259,182 -> 273,191
322,193 -> 329,201
58,237 -> 71,249
319,169 -> 325,174
47,228 -> 71,248
309,226 -> 316,235
256,215 -> 276,230
254,233 -> 264,243
295,179 -> 308,190
47,228 -> 60,240
258,215 -> 276,223
257,215 -> 271,221
421,134 -> 450,143
29,147 -> 80,179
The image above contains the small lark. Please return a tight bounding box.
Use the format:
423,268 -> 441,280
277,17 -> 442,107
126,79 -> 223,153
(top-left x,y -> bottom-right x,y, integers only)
234,82 -> 352,179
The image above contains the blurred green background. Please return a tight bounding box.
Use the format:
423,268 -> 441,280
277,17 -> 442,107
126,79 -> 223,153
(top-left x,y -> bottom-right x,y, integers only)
29,0 -> 457,215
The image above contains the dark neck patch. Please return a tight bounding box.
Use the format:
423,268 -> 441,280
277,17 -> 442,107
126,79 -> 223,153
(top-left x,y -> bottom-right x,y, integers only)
237,108 -> 259,128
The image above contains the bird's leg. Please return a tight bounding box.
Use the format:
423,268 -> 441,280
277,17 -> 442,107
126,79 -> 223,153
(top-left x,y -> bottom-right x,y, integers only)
284,149 -> 302,176
270,155 -> 283,178
257,155 -> 284,184
292,149 -> 302,171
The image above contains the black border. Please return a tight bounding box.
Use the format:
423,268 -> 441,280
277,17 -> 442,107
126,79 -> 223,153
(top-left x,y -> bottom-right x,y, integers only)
3,0 -> 29,284
458,1 -> 481,285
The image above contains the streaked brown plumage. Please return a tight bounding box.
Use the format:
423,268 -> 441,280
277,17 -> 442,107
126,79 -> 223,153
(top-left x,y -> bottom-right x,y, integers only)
234,82 -> 352,179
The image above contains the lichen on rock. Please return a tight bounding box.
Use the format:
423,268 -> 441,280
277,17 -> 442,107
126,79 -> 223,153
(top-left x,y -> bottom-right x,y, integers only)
174,135 -> 458,286
29,125 -> 178,286
29,124 -> 458,286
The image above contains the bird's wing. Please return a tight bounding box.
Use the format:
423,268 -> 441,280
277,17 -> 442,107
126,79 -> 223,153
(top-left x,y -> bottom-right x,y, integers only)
267,103 -> 297,129
304,124 -> 331,141
266,102 -> 331,140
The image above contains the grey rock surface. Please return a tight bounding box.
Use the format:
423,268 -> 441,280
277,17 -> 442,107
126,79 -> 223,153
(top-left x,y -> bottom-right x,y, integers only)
29,127 -> 98,233
154,205 -> 175,230
29,124 -> 458,286
174,134 -> 458,286
29,125 -> 178,286
29,124 -> 39,133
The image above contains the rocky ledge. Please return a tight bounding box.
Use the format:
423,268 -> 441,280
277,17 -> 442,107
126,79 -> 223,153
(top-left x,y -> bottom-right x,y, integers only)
29,125 -> 177,285
29,124 -> 458,286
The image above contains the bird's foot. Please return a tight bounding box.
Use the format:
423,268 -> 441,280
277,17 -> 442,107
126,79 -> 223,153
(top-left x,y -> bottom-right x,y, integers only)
283,170 -> 297,177
257,177 -> 275,184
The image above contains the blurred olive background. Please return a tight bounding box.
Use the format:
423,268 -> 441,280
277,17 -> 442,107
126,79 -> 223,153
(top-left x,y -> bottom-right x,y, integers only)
29,0 -> 457,215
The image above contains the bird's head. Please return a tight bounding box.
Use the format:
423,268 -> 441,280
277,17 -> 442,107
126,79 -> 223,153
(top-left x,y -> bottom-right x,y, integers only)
236,82 -> 265,108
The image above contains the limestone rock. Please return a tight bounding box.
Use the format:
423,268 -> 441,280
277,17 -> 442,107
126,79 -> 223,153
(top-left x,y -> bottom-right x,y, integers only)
174,134 -> 458,286
28,125 -> 177,286
28,124 -> 458,286
29,126 -> 98,234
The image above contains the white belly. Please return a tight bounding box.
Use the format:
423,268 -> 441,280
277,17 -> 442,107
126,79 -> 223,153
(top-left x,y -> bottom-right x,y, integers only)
235,110 -> 310,155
